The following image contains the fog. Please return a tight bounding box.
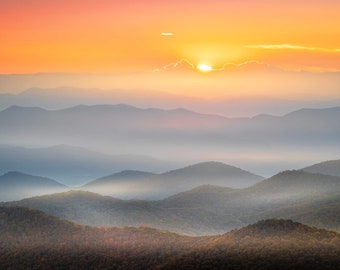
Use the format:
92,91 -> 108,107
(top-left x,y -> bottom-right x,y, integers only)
0,104 -> 339,182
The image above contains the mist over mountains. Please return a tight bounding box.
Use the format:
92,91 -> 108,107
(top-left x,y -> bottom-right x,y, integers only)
82,161 -> 264,199
3,169 -> 339,235
0,171 -> 67,201
0,97 -> 339,267
2,1 -> 340,268
0,161 -> 263,201
0,81 -> 339,265
1,104 -> 339,176
302,159 -> 340,177
0,145 -> 185,185
1,86 -> 340,117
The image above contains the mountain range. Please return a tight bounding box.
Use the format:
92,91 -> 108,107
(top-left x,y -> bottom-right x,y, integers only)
4,170 -> 339,235
1,86 -> 340,117
1,156 -> 339,202
1,206 -> 339,270
1,104 -> 339,176
82,161 -> 264,199
0,161 -> 263,201
0,144 -> 185,186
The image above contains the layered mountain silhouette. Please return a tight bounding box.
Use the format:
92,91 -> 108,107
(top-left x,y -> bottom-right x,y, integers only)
3,190 -> 233,235
1,86 -> 340,117
1,206 -> 339,270
302,158 -> 340,177
0,145 -> 183,185
1,104 -> 339,176
82,161 -> 264,199
0,171 -> 67,201
85,170 -> 157,186
0,161 -> 263,201
4,170 -> 339,234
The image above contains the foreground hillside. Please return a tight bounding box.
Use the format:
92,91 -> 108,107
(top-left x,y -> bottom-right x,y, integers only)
0,206 -> 199,270
0,206 -> 339,270
159,219 -> 340,270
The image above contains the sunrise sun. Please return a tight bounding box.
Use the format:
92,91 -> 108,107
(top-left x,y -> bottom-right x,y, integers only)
197,64 -> 212,72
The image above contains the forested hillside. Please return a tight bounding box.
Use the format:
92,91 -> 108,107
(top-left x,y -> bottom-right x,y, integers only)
1,206 -> 339,270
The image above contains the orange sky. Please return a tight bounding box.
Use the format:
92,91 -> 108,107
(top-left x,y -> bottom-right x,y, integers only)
1,0 -> 340,74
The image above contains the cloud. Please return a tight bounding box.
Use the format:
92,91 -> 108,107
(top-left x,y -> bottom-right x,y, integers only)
245,44 -> 340,53
152,58 -> 340,74
152,58 -> 195,72
161,32 -> 174,36
153,59 -> 265,72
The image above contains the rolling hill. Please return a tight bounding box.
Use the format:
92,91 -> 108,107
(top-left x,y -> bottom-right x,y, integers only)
5,170 -> 340,234
159,219 -> 340,270
3,190 -> 239,235
162,170 -> 340,231
82,161 -> 264,199
82,170 -> 158,199
155,161 -> 263,189
0,206 -> 198,270
302,158 -> 340,177
1,206 -> 339,270
85,170 -> 157,186
0,171 -> 67,202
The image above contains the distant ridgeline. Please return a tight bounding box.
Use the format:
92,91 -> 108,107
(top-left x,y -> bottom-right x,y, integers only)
0,104 -> 339,181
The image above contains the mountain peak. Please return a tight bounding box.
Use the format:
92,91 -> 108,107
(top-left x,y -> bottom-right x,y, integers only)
83,170 -> 156,187
163,161 -> 263,178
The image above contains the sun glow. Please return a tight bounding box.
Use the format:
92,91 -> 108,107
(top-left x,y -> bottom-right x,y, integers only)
197,64 -> 212,72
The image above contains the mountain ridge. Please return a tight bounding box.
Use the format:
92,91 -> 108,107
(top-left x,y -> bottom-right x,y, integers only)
302,158 -> 340,177
1,206 -> 339,270
0,171 -> 67,202
0,144 -> 184,186
82,161 -> 264,199
4,170 -> 339,234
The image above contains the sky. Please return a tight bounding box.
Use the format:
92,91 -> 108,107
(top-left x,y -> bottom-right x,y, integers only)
0,0 -> 339,178
1,0 -> 340,98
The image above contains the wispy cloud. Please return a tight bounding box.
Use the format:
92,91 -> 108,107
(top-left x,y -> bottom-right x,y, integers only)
153,59 -> 275,72
152,58 -> 195,72
245,44 -> 340,53
152,58 -> 340,74
218,60 -> 268,70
